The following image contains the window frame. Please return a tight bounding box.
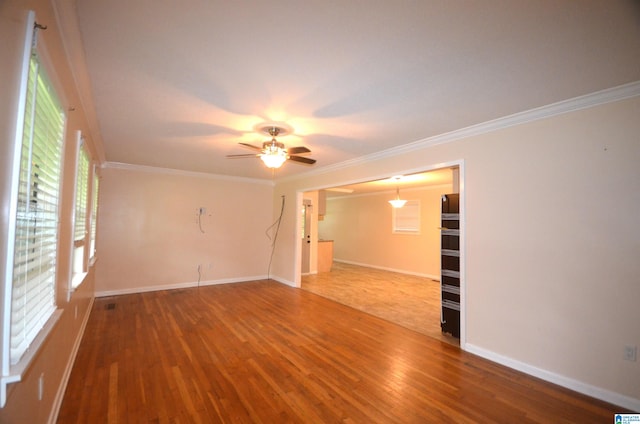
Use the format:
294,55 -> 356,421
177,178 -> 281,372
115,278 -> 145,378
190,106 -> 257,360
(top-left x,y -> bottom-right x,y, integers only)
89,164 -> 99,264
70,132 -> 90,289
1,12 -> 66,407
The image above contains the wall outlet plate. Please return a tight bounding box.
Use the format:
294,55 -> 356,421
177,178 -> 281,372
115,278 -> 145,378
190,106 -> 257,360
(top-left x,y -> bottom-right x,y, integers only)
623,345 -> 637,362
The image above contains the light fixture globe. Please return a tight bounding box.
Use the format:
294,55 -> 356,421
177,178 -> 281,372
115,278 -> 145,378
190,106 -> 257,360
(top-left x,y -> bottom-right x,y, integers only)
259,135 -> 289,168
388,186 -> 407,208
389,198 -> 407,208
260,150 -> 288,168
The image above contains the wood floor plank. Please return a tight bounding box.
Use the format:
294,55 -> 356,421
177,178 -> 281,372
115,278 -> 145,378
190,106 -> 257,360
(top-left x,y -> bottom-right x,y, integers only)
57,280 -> 625,423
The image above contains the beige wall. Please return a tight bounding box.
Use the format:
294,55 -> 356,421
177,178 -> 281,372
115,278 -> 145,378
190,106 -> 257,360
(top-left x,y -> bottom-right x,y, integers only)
272,96 -> 640,409
95,165 -> 274,295
0,1 -> 101,422
319,185 -> 453,278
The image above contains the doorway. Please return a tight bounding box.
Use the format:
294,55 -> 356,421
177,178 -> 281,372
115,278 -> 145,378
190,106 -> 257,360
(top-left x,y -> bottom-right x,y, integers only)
301,198 -> 312,274
297,163 -> 465,346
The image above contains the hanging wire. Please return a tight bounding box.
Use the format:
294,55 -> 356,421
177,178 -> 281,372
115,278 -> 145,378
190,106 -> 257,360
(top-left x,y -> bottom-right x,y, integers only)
198,209 -> 205,233
265,195 -> 285,279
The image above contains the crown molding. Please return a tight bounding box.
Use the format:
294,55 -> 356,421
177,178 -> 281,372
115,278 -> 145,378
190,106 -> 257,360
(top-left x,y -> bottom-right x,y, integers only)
102,162 -> 275,186
280,80 -> 640,183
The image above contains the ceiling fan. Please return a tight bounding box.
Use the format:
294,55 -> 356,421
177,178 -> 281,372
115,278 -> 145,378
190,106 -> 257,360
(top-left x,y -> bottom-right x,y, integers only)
226,125 -> 316,169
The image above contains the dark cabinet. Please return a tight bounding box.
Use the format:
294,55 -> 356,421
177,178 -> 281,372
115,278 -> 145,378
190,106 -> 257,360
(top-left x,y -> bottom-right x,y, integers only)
441,194 -> 460,338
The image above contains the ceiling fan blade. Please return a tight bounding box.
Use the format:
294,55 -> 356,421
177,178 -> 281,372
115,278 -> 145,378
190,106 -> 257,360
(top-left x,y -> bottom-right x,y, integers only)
226,154 -> 260,158
287,146 -> 311,154
288,155 -> 316,165
239,142 -> 263,151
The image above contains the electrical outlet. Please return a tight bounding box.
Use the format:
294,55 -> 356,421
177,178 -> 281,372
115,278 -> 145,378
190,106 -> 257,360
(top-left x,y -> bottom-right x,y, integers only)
199,207 -> 206,215
624,345 -> 637,362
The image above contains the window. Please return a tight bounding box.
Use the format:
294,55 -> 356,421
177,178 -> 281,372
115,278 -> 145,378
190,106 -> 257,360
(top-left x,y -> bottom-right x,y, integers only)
392,200 -> 420,234
89,166 -> 99,261
7,35 -> 66,368
72,136 -> 90,281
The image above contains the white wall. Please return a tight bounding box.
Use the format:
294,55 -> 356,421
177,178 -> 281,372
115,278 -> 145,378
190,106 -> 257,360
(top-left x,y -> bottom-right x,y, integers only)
95,165 -> 275,295
319,185 -> 452,278
272,94 -> 640,410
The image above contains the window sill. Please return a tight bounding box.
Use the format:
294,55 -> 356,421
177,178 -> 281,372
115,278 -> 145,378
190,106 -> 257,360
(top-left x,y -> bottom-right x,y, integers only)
1,309 -> 62,407
71,271 -> 88,290
67,272 -> 89,303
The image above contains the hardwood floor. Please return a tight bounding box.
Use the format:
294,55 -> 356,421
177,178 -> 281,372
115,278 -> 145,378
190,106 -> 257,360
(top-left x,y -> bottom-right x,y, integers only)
57,280 -> 622,423
301,262 -> 457,345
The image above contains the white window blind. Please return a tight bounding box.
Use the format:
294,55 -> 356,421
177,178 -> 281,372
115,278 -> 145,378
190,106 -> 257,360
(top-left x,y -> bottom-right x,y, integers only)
10,50 -> 65,365
72,142 -> 89,277
392,200 -> 420,234
89,168 -> 99,259
74,144 -> 89,242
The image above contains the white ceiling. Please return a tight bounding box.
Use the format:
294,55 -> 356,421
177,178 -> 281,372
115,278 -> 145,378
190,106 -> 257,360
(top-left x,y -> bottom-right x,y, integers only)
72,0 -> 640,181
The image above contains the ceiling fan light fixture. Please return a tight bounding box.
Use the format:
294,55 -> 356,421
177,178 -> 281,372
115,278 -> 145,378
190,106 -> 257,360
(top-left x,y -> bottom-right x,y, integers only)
227,123 -> 316,169
260,150 -> 288,168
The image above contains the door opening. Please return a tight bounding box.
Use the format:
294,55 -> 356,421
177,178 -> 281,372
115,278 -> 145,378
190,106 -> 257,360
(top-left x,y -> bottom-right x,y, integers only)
301,199 -> 312,274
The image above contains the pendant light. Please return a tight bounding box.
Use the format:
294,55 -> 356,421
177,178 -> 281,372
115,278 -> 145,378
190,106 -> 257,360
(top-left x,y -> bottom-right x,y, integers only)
388,186 -> 407,208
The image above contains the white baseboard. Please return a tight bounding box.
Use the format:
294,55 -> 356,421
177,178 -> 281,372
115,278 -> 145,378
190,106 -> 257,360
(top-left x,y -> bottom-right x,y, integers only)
95,275 -> 268,297
49,296 -> 95,424
464,343 -> 640,412
334,259 -> 440,281
269,275 -> 297,287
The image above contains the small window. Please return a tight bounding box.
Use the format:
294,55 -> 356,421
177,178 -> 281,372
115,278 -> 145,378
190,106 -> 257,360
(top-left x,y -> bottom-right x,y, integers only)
392,200 -> 420,234
89,165 -> 99,261
71,136 -> 90,281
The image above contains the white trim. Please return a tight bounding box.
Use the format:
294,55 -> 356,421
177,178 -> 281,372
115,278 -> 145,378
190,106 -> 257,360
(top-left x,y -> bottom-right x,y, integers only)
291,161 -> 462,194
270,275 -> 297,288
49,296 -> 94,424
69,272 -> 88,294
278,80 -> 640,184
457,161 -> 466,348
3,10 -> 35,382
333,259 -> 440,281
68,131 -> 83,294
95,275 -> 268,297
464,343 -> 640,412
102,161 -> 275,186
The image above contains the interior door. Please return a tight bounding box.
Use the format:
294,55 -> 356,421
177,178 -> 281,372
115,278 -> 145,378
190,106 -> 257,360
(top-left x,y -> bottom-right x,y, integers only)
301,199 -> 312,274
